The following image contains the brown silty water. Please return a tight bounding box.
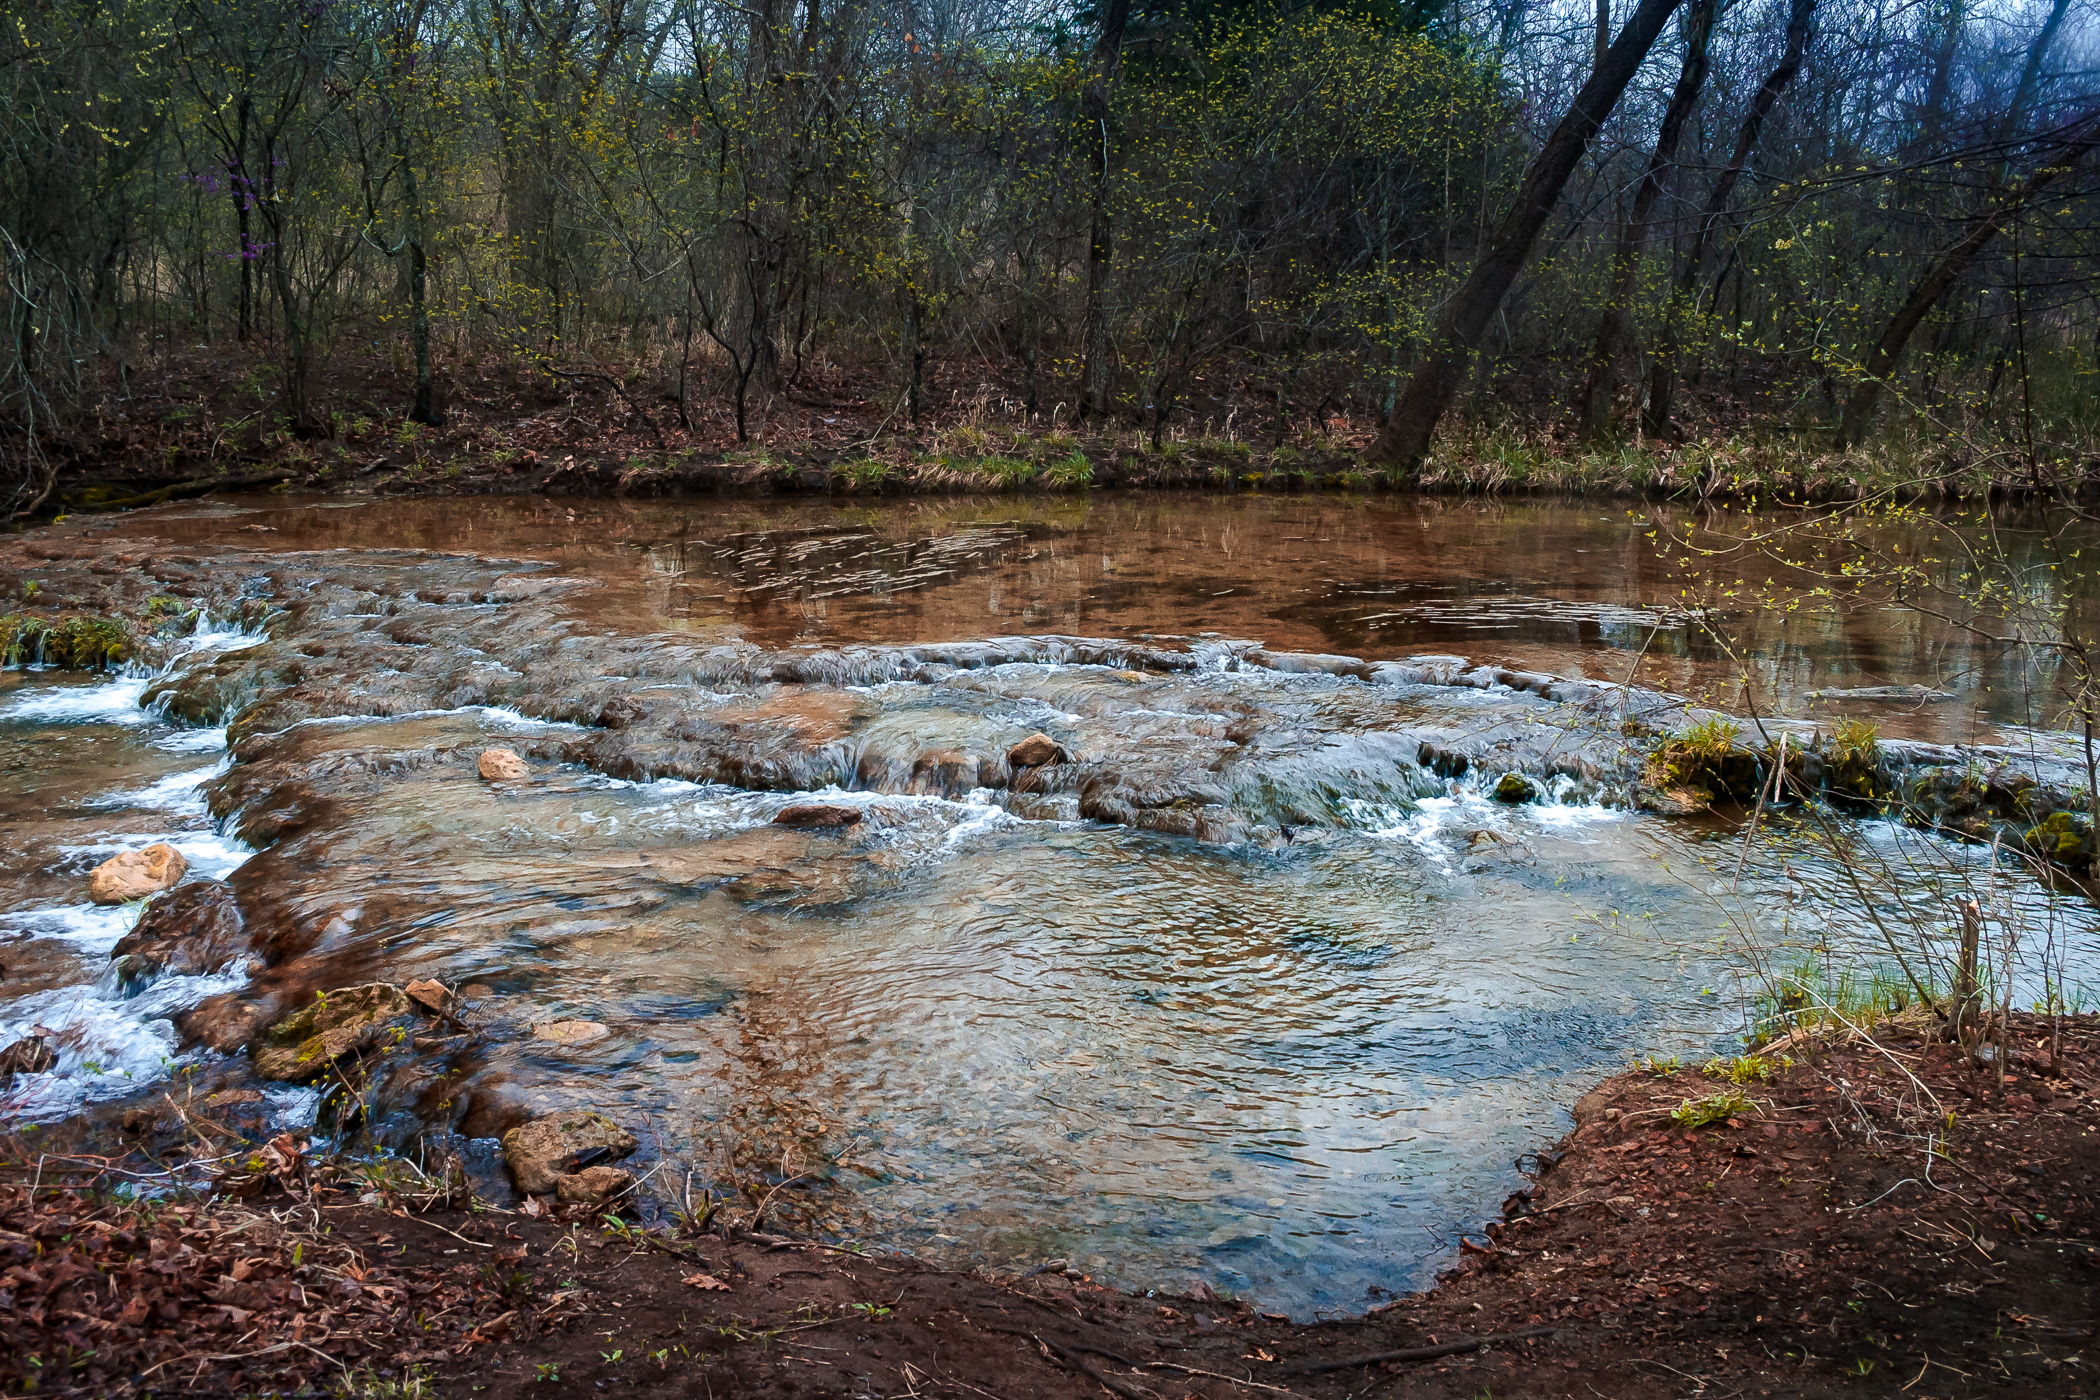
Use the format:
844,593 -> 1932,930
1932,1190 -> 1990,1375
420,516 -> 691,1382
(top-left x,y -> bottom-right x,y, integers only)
2,493 -> 2095,1316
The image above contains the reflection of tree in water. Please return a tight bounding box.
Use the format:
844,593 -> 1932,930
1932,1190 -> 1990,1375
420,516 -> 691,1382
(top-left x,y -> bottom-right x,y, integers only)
679,999 -> 878,1240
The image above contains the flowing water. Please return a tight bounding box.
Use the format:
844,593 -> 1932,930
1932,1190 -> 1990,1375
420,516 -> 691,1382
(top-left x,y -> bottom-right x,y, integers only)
3,492 -> 2097,1316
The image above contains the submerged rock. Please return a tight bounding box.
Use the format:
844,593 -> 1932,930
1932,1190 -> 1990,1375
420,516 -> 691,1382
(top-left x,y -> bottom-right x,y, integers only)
478,747 -> 531,782
253,983 -> 414,1082
774,802 -> 862,829
556,1164 -> 636,1203
0,1032 -> 56,1080
109,880 -> 252,989
87,843 -> 188,905
532,1020 -> 610,1047
503,1111 -> 639,1195
1007,732 -> 1068,768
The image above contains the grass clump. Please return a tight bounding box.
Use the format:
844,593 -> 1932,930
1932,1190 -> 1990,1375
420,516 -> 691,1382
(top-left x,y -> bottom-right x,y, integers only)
1643,714 -> 1762,802
1702,1052 -> 1786,1085
835,458 -> 894,490
1823,716 -> 1884,802
1752,957 -> 1930,1043
0,613 -> 132,670
1670,1087 -> 1753,1130
1042,451 -> 1094,487
966,455 -> 1039,487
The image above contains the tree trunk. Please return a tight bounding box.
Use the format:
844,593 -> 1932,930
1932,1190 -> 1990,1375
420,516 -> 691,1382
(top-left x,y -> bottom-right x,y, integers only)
1369,0 -> 1685,469
1573,0 -> 1715,441
1834,123 -> 2097,449
1078,0 -> 1130,422
1645,0 -> 1816,437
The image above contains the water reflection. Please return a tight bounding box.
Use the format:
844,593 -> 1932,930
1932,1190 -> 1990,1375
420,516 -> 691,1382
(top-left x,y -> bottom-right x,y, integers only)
94,492 -> 2097,743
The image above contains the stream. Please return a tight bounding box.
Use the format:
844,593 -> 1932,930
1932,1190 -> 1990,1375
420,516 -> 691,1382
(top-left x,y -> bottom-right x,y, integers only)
3,492 -> 2096,1317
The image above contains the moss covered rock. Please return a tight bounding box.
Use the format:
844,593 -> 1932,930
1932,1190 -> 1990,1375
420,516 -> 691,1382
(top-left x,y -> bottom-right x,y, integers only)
253,983 -> 413,1082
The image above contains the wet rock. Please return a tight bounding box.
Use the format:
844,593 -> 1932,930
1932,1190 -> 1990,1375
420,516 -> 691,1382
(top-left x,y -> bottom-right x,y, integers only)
502,1111 -> 639,1195
774,802 -> 862,829
252,983 -> 414,1082
0,1033 -> 56,1080
533,1020 -> 610,1047
404,978 -> 451,1014
1492,772 -> 1539,804
478,748 -> 530,782
1639,786 -> 1713,817
1007,732 -> 1068,768
556,1165 -> 636,1204
87,843 -> 188,905
108,880 -> 252,989
1243,649 -> 1374,680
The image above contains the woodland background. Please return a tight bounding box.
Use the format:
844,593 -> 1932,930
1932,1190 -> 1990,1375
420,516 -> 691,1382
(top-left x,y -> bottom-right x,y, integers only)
2,0 -> 2096,511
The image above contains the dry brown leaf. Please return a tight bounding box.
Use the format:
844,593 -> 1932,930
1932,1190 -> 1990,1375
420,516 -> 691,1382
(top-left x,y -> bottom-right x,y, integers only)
681,1272 -> 731,1292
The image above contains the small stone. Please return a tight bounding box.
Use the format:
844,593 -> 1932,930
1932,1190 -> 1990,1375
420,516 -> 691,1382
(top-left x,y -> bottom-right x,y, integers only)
404,978 -> 451,1013
773,802 -> 862,829
533,1020 -> 610,1047
1492,772 -> 1538,804
0,1034 -> 57,1080
1007,732 -> 1067,768
555,1165 -> 636,1203
87,843 -> 188,905
478,748 -> 530,782
502,1111 -> 638,1195
252,983 -> 413,1082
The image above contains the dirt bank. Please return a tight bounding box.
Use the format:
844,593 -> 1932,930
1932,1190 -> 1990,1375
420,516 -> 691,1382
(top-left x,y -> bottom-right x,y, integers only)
6,1011 -> 2095,1398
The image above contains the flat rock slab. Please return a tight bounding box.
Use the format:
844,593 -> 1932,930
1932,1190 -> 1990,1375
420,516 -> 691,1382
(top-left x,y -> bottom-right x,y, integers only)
774,802 -> 863,828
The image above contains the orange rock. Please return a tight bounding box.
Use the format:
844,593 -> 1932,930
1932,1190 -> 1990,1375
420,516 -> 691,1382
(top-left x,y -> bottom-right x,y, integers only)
478,748 -> 530,782
87,844 -> 188,905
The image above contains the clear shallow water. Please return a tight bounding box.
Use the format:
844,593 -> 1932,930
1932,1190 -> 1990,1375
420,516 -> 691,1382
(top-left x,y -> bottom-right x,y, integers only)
3,493 -> 2098,1316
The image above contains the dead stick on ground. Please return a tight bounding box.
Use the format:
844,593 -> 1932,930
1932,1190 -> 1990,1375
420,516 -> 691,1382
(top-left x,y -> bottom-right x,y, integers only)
1283,1327 -> 1559,1375
1144,1359 -> 1305,1394
1031,1332 -> 1156,1400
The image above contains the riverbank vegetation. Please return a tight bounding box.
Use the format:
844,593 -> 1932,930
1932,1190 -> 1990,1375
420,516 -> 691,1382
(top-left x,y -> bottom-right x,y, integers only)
5,0 -> 2097,516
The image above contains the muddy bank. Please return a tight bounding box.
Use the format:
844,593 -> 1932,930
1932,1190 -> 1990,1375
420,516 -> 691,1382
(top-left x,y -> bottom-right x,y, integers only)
6,1011 -> 2097,1398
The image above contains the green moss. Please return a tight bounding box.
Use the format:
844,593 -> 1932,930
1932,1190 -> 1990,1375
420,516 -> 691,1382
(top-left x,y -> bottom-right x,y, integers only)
1492,771 -> 1538,803
0,613 -> 132,670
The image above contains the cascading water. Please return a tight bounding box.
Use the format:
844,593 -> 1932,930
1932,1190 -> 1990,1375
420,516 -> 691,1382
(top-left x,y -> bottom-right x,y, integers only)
3,493 -> 2097,1317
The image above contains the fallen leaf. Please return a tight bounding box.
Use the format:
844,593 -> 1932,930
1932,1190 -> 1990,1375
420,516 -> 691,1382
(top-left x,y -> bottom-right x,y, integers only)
681,1272 -> 730,1292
